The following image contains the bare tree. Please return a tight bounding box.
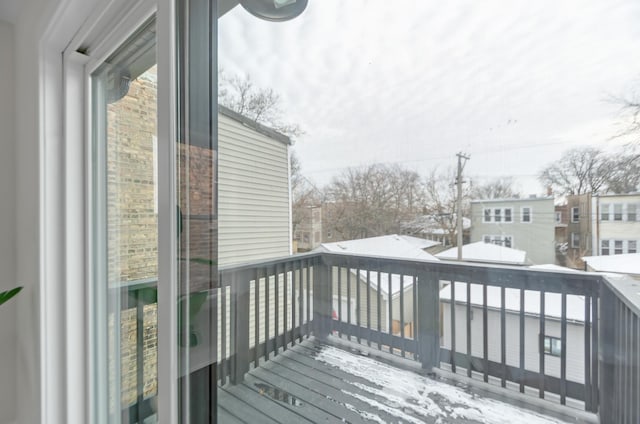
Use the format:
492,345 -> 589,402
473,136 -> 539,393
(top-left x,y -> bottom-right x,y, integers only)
219,70 -> 302,137
470,177 -> 519,200
290,151 -> 322,236
419,168 -> 473,246
324,164 -> 424,240
538,147 -> 612,195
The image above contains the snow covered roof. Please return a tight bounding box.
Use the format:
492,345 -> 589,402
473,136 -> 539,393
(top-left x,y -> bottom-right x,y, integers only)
318,234 -> 439,261
396,235 -> 440,250
582,253 -> 640,276
318,235 -> 439,298
436,241 -> 527,265
528,264 -> 583,273
440,282 -> 585,322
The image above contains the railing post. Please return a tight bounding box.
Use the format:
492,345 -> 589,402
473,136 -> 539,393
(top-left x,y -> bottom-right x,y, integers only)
417,271 -> 440,371
232,269 -> 251,384
599,281 -> 615,424
313,256 -> 332,341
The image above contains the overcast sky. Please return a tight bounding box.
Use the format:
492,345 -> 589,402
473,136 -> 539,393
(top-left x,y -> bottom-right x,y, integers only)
218,0 -> 640,195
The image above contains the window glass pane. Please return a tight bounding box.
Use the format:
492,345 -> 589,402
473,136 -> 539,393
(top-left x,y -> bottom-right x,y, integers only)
484,209 -> 491,222
601,204 -> 609,220
494,208 -> 502,222
504,208 -> 512,222
614,204 -> 623,220
91,17 -> 158,422
628,204 -> 636,221
629,240 -> 637,254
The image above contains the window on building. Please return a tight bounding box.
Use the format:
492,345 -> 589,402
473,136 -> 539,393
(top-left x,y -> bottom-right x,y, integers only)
601,204 -> 609,221
601,240 -> 610,255
494,208 -> 502,222
484,235 -> 513,247
543,336 -> 562,357
521,207 -> 531,223
326,229 -> 332,239
614,240 -> 623,254
628,204 -> 637,221
571,232 -> 580,249
571,207 -> 579,223
483,235 -> 491,243
628,240 -> 637,254
614,204 -> 623,221
483,208 -> 491,223
555,211 -> 562,223
504,208 -> 512,222
503,236 -> 512,248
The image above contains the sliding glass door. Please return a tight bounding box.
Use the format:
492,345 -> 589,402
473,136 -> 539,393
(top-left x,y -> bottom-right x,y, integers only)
91,1 -> 218,421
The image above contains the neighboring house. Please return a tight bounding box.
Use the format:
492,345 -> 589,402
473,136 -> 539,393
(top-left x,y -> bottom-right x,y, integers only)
554,203 -> 569,266
591,193 -> 640,257
565,194 -> 593,269
317,235 -> 439,336
294,205 -> 323,252
582,253 -> 640,278
470,197 -> 555,265
435,241 -> 528,266
440,278 -> 588,384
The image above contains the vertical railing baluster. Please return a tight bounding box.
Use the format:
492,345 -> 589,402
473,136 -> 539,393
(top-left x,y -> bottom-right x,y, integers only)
388,271 -> 393,354
592,293 -> 599,412
264,266 -> 270,362
274,264 -> 279,357
519,288 -> 525,393
347,267 -> 352,338
299,260 -> 304,343
306,258 -> 311,338
466,282 -> 472,378
560,291 -> 567,405
254,269 -> 259,369
539,290 -> 546,399
500,286 -> 506,388
291,260 -> 296,346
221,285 -> 227,385
412,274 -> 417,345
377,270 -> 382,350
135,288 -> 144,416
629,315 -> 640,423
356,267 -> 361,344
450,281 -> 456,373
584,293 -> 592,411
283,262 -> 288,351
400,274 -> 405,358
483,283 -> 488,383
366,269 -> 371,347
337,267 -> 342,338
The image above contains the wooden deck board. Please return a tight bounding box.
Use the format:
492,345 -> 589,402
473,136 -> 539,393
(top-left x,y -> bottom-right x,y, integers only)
218,383 -> 302,424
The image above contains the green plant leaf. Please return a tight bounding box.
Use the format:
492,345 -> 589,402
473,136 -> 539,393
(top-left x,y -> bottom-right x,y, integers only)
0,286 -> 23,306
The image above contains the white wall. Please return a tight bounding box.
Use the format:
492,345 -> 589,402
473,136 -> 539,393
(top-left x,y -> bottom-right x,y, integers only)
0,18 -> 17,424
441,303 -> 586,384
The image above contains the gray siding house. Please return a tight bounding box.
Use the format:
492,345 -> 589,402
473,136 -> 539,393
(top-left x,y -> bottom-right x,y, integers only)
470,197 -> 556,265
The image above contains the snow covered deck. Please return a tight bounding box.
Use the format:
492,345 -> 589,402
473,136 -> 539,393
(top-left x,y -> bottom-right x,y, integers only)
218,339 -> 582,423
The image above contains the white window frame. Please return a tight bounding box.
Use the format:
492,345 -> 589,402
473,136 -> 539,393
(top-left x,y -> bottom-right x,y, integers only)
601,240 -> 610,255
613,204 -> 623,221
571,232 -> 580,249
504,207 -> 513,223
483,234 -> 513,247
571,207 -> 579,223
521,206 -> 532,223
627,203 -> 637,222
628,240 -> 637,254
43,0 -> 176,422
614,240 -> 624,254
600,204 -> 610,221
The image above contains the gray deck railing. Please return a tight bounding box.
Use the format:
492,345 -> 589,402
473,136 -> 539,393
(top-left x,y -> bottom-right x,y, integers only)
599,274 -> 640,424
119,251 -> 639,423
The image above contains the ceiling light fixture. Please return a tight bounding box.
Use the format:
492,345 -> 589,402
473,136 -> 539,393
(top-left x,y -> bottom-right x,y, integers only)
240,0 -> 308,22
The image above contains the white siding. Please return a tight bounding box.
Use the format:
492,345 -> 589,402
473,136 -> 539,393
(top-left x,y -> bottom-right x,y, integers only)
441,302 -> 585,384
218,114 -> 291,266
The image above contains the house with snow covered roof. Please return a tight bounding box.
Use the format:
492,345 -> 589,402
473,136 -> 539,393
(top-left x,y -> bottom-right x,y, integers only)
435,241 -> 529,266
582,253 -> 640,279
470,196 -> 556,265
440,265 -> 589,385
317,235 -> 439,335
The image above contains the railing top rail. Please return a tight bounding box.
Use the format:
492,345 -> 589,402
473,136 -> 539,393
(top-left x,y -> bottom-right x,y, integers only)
601,273 -> 640,316
319,251 -> 601,296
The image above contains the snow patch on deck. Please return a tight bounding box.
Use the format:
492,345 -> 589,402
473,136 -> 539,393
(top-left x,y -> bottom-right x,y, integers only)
315,346 -> 570,424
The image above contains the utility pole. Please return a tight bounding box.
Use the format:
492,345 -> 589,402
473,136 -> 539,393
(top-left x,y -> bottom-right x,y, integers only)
456,152 -> 470,260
